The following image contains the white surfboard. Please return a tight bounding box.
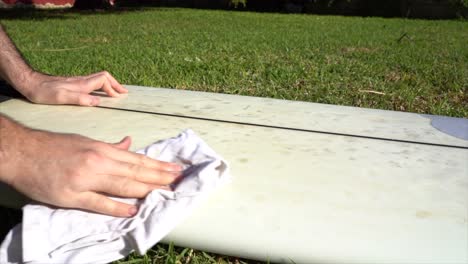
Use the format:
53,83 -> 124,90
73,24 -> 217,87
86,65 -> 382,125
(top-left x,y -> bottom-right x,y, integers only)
0,86 -> 466,264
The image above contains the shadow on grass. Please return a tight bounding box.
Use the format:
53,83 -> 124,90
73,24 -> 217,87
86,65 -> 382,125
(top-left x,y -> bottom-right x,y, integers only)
2,5 -> 465,22
0,6 -> 185,21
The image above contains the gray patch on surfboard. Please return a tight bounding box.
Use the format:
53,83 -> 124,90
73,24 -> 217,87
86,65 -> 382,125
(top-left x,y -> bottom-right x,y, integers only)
422,114 -> 468,140
0,95 -> 11,103
0,95 -> 12,103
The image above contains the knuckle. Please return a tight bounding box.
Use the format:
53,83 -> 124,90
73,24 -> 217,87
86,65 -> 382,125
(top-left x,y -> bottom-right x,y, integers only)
67,170 -> 82,184
101,199 -> 117,214
76,194 -> 114,215
90,141 -> 108,152
81,149 -> 103,166
117,179 -> 130,194
73,194 -> 88,208
128,163 -> 141,180
47,189 -> 71,207
77,95 -> 89,106
138,154 -> 149,166
66,170 -> 88,192
79,79 -> 88,86
53,89 -> 66,102
102,70 -> 110,77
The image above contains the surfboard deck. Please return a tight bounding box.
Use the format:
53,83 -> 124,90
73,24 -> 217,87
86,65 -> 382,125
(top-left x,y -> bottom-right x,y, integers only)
0,86 -> 467,263
96,85 -> 468,148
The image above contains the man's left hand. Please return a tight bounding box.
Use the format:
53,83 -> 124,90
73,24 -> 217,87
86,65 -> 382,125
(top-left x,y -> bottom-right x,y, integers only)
20,70 -> 128,106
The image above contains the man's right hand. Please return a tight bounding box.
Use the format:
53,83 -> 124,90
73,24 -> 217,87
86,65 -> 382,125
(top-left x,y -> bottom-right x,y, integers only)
0,115 -> 182,217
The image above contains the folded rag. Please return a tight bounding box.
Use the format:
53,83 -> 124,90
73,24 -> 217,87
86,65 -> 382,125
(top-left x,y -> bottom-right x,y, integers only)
0,129 -> 230,264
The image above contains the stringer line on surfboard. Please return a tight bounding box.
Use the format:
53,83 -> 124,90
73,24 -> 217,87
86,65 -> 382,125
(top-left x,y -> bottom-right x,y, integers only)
96,105 -> 468,150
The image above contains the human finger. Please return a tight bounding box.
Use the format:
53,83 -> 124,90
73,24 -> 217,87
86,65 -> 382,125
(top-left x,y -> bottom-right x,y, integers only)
76,192 -> 138,217
106,159 -> 181,185
106,146 -> 183,172
86,71 -> 127,93
78,74 -> 119,97
92,174 -> 158,198
85,74 -> 120,97
112,136 -> 132,150
102,72 -> 127,93
54,89 -> 100,106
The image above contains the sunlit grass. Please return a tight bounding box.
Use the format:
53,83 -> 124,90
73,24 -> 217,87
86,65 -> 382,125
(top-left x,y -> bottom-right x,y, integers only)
1,7 -> 467,264
1,8 -> 466,117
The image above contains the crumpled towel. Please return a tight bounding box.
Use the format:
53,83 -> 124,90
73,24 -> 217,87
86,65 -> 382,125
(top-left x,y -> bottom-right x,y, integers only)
0,129 -> 230,264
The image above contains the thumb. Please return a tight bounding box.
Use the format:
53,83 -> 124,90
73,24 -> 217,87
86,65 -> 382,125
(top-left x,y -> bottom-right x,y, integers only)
113,136 -> 132,150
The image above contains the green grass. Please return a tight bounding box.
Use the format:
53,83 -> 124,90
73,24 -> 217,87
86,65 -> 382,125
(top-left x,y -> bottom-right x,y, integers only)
1,8 -> 467,117
113,243 -> 265,264
0,7 -> 467,264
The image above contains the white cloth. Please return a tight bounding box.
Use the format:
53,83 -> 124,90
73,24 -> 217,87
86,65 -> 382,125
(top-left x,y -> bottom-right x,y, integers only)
0,129 -> 230,264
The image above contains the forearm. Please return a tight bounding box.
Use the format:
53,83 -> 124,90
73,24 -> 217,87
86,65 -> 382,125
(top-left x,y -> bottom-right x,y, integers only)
0,24 -> 36,96
0,114 -> 29,185
1,25 -> 127,105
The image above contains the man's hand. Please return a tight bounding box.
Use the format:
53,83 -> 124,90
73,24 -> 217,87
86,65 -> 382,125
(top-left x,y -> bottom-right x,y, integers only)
1,25 -> 126,106
0,24 -> 173,218
18,71 -> 128,106
0,115 -> 182,217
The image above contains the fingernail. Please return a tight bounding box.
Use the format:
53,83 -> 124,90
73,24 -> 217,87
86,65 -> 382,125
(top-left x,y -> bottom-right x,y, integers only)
128,206 -> 138,216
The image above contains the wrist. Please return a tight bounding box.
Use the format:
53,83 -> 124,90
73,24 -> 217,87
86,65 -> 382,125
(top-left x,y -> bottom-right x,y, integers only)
0,115 -> 29,185
12,69 -> 42,99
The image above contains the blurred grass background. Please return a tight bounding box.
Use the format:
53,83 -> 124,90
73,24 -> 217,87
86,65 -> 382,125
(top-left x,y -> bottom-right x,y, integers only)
1,8 -> 467,117
0,7 -> 467,264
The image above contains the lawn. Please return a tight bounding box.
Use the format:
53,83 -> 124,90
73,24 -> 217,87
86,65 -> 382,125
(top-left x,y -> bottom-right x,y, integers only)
1,8 -> 467,117
0,7 -> 467,264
